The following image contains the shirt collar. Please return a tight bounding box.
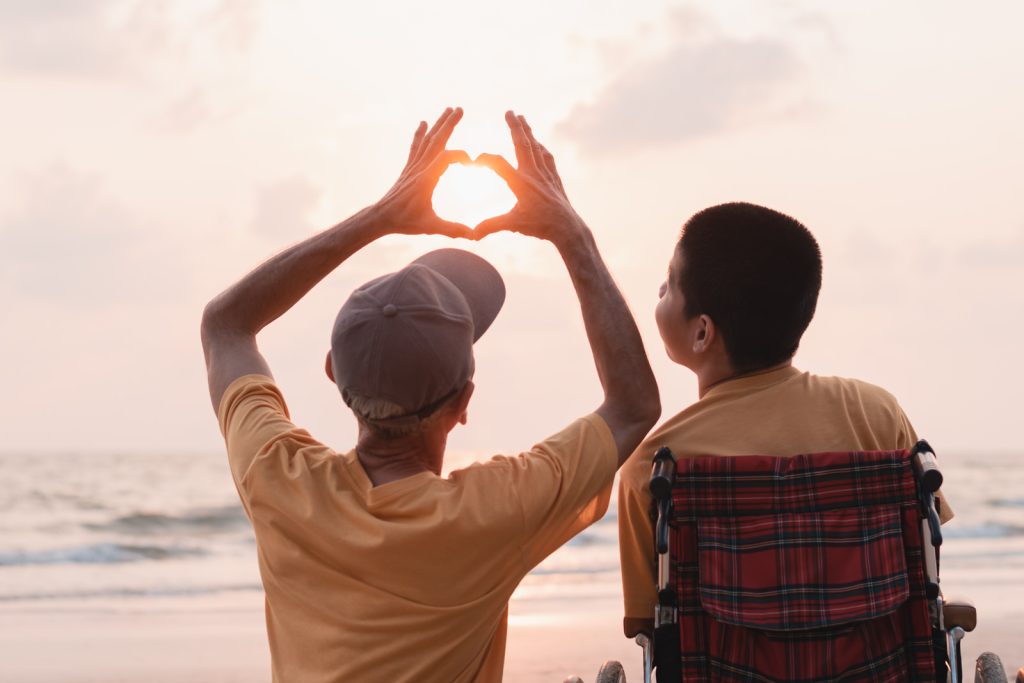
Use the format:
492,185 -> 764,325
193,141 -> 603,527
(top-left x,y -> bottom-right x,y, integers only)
702,365 -> 802,400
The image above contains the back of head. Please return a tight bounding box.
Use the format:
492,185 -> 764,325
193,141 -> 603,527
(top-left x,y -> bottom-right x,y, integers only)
678,202 -> 822,373
329,249 -> 505,440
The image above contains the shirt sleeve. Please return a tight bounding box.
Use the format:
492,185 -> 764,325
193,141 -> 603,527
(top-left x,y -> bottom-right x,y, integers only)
505,413 -> 619,568
617,442 -> 658,634
217,374 -> 301,489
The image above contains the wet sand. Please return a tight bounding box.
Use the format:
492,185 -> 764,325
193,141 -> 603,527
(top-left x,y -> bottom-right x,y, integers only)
0,582 -> 1020,682
0,592 -> 638,683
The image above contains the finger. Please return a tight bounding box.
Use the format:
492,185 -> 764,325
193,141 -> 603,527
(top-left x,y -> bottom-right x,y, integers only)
517,115 -> 549,169
474,153 -> 521,192
428,218 -> 475,240
432,106 -> 464,153
425,107 -> 454,140
424,149 -> 471,187
505,110 -> 537,171
517,113 -> 565,193
434,148 -> 472,171
423,107 -> 463,160
518,114 -> 537,142
406,121 -> 428,167
518,114 -> 557,184
411,107 -> 454,166
473,212 -> 517,238
535,142 -> 565,193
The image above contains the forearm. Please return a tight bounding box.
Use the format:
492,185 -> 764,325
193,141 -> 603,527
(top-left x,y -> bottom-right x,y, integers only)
555,222 -> 660,426
203,205 -> 382,336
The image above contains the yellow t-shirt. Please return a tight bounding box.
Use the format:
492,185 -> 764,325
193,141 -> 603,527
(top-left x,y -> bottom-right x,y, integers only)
617,365 -> 953,636
218,375 -> 617,683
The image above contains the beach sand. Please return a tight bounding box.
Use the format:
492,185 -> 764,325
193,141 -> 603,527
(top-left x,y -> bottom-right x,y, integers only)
1,580 -> 1020,683
0,593 -> 638,683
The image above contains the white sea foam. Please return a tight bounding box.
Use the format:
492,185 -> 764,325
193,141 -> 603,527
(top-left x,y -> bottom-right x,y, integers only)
0,542 -> 206,566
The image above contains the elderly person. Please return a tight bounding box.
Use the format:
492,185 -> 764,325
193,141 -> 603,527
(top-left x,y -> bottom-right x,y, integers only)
201,108 -> 659,682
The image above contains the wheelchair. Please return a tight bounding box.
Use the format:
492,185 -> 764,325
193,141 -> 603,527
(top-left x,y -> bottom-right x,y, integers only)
565,441 -> 1011,682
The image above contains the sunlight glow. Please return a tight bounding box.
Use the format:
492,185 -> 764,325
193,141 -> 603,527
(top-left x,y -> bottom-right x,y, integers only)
432,164 -> 517,228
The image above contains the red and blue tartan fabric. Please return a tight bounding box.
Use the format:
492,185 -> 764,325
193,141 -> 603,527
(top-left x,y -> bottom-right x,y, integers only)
666,450 -> 936,682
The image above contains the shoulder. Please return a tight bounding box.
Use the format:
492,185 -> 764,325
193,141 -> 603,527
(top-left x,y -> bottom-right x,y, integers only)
803,372 -> 917,447
218,373 -> 289,431
218,374 -> 316,486
806,372 -> 906,413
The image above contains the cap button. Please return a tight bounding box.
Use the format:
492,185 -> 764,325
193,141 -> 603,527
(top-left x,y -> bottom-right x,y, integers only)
382,304 -> 398,317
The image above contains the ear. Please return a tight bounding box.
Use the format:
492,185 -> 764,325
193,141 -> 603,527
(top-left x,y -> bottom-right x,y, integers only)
454,380 -> 475,425
324,351 -> 335,383
692,315 -> 716,353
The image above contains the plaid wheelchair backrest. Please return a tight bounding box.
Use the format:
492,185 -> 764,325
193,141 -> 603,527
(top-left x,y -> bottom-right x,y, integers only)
664,450 -> 937,682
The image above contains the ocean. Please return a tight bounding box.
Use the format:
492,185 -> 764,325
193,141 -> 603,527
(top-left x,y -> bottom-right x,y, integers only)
0,449 -> 628,610
1,449 -> 1022,677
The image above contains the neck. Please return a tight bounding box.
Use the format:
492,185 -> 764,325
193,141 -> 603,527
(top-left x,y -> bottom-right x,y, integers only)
355,426 -> 446,487
696,359 -> 793,398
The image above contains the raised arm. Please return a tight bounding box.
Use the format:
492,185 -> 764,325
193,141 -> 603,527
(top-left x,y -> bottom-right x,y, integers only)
201,107 -> 471,411
475,112 -> 660,465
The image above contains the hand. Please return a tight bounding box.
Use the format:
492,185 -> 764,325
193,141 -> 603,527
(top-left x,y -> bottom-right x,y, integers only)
374,107 -> 472,238
474,111 -> 585,245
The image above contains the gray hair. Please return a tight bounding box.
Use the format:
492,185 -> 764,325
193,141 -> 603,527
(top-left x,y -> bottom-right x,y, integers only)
346,393 -> 446,440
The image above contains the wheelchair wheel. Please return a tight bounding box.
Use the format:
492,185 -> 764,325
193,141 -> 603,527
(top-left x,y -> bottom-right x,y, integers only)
596,660 -> 626,683
974,651 -> 1006,682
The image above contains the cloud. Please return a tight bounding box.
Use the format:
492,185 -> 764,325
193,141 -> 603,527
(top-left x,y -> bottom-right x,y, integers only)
0,1 -> 260,80
207,0 -> 262,53
249,175 -> 323,239
0,165 -> 189,306
960,226 -> 1024,269
792,9 -> 843,51
0,1 -> 170,78
557,10 -> 807,157
156,88 -> 211,134
0,165 -> 133,301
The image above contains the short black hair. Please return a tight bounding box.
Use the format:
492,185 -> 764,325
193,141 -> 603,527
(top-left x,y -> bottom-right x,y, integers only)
677,202 -> 822,373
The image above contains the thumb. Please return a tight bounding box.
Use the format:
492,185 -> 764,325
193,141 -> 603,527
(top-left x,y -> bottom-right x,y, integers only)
473,212 -> 516,239
474,153 -> 520,192
428,217 -> 475,240
428,149 -> 472,178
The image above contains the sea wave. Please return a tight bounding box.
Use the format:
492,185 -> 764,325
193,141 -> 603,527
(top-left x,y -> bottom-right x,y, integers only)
0,543 -> 206,567
0,582 -> 263,603
989,497 -> 1024,508
83,505 -> 249,535
942,523 -> 1024,540
530,563 -> 617,577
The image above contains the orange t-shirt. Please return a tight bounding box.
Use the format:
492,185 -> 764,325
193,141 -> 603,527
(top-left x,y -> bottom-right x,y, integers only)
218,375 -> 617,683
617,366 -> 953,635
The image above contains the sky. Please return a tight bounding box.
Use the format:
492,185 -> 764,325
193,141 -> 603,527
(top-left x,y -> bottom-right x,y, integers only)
1,0 -> 1022,457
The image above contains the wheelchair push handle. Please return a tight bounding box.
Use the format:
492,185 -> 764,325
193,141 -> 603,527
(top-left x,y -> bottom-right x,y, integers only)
911,440 -> 943,548
911,440 -> 943,493
650,447 -> 677,555
649,447 -> 677,501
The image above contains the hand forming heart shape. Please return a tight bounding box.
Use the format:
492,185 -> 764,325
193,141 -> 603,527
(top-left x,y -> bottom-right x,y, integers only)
374,107 -> 583,245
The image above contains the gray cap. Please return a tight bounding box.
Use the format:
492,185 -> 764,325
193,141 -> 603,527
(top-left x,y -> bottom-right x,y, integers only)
330,248 -> 505,425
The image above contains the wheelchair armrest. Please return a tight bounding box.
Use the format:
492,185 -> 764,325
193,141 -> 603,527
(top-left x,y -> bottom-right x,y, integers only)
943,598 -> 977,632
624,617 -> 655,639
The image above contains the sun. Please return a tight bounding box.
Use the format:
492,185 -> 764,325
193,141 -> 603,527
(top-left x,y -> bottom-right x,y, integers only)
432,164 -> 517,228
